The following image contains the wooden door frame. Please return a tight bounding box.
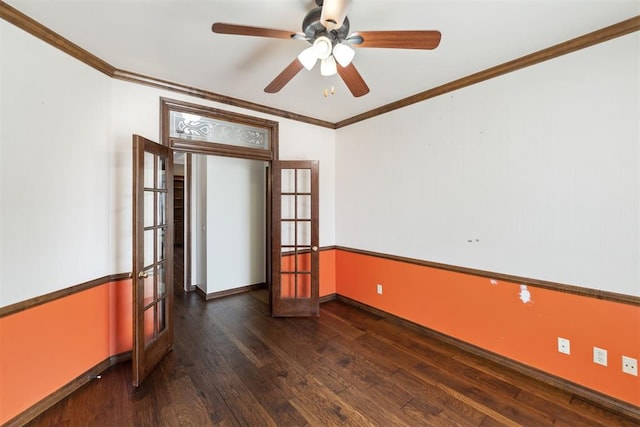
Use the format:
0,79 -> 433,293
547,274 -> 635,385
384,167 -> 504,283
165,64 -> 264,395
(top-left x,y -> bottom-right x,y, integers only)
271,160 -> 320,317
159,97 -> 279,298
132,135 -> 174,386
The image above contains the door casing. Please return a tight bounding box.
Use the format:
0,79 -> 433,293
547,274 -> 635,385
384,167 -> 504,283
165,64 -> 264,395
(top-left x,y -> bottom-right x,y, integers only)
157,97 -> 320,315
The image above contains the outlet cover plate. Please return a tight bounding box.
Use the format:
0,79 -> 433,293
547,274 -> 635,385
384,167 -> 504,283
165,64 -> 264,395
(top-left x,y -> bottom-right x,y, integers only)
622,356 -> 638,376
557,337 -> 570,355
376,284 -> 383,295
593,347 -> 608,366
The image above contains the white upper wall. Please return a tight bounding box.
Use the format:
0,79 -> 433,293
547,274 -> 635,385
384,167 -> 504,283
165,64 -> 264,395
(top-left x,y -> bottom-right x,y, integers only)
0,21 -> 336,306
2,14 -> 638,304
336,33 -> 640,296
1,21 -> 114,305
108,81 -> 336,273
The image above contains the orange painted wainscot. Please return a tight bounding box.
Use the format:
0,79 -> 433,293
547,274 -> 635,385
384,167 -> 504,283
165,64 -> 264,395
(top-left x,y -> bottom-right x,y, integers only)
334,248 -> 640,408
0,279 -> 132,425
0,250 -> 336,425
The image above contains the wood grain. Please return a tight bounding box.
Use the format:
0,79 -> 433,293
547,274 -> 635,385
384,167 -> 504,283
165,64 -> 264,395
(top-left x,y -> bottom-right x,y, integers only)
24,288 -> 639,426
212,23 -> 298,40
337,63 -> 370,97
353,30 -> 441,50
264,58 -> 304,94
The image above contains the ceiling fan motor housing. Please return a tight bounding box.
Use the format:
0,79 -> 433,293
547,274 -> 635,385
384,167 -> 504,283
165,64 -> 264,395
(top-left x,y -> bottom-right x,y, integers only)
302,7 -> 350,45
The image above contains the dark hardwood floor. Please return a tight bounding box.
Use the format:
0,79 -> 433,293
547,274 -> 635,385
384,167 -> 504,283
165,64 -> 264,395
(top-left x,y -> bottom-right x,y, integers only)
27,286 -> 637,426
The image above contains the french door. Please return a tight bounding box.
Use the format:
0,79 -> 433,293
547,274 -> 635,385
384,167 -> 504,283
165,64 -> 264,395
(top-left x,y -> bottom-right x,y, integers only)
272,160 -> 320,317
132,135 -> 174,386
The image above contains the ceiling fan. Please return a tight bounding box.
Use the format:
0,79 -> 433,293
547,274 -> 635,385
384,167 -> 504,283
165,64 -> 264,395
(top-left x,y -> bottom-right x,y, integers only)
212,0 -> 441,97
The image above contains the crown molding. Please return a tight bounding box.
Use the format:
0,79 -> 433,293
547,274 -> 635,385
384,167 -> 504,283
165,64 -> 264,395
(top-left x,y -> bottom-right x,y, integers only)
1,2 -> 638,129
0,0 -> 115,76
335,15 -> 640,128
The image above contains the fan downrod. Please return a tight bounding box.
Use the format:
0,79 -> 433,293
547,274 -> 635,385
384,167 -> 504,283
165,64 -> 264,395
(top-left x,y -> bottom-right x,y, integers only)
302,7 -> 349,43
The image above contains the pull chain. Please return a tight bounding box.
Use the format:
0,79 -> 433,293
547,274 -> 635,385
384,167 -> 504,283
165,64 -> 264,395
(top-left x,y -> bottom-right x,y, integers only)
323,86 -> 336,97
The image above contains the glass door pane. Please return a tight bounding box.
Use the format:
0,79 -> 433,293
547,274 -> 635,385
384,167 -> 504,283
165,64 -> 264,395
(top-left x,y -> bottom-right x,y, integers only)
272,161 -> 319,317
132,135 -> 173,386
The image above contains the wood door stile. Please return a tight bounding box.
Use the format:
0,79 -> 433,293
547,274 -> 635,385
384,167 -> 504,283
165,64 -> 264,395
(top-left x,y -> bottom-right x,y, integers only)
132,134 -> 174,386
272,160 -> 320,317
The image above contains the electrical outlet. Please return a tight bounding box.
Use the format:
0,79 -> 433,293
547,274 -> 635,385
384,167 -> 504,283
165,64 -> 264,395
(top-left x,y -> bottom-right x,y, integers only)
593,347 -> 607,366
557,337 -> 570,355
376,284 -> 383,295
622,356 -> 638,376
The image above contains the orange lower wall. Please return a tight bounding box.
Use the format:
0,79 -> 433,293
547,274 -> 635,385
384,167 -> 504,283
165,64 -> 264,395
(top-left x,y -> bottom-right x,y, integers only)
0,280 -> 132,425
0,252 -> 330,424
320,249 -> 336,297
2,249 -> 638,423
334,249 -> 640,406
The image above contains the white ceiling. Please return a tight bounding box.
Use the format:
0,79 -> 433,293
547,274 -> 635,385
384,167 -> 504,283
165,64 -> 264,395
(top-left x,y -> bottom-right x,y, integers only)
5,0 -> 639,123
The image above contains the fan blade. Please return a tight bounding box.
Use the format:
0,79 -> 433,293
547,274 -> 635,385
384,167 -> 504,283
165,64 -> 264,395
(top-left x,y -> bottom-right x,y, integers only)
264,59 -> 304,93
337,63 -> 369,97
212,23 -> 300,40
320,0 -> 353,30
350,31 -> 442,49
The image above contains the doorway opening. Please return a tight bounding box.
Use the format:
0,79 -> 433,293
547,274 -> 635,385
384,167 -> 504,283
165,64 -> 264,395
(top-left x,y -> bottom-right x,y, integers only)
132,99 -> 321,385
173,152 -> 186,294
160,98 -> 278,301
179,153 -> 268,299
158,97 -> 320,317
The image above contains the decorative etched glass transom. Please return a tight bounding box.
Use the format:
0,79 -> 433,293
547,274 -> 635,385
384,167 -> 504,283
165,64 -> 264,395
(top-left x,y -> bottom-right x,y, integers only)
169,111 -> 269,149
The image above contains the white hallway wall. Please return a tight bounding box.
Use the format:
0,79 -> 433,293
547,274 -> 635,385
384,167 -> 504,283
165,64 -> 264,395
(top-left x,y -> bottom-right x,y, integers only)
206,156 -> 266,293
336,32 -> 640,296
0,20 -> 336,306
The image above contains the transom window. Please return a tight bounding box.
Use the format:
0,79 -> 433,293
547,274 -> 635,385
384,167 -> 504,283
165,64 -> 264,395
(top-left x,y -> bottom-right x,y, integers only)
169,111 -> 269,150
161,98 -> 278,161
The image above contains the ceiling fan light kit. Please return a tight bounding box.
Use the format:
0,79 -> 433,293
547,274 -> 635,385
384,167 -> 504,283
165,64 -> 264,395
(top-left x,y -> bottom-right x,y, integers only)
298,47 -> 318,70
313,36 -> 333,59
332,43 -> 355,67
212,0 -> 441,97
320,56 -> 337,76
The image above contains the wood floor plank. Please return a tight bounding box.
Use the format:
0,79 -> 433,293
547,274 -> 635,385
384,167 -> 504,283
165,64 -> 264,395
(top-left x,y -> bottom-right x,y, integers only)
287,374 -> 372,426
320,351 -> 411,410
164,375 -> 213,426
370,316 -> 459,357
336,384 -> 418,426
434,378 -> 554,426
307,361 -> 352,394
451,350 -> 576,404
228,361 -> 307,425
391,368 -> 487,426
25,288 -> 638,427
401,397 -> 447,426
515,389 -> 608,427
318,304 -> 371,340
199,348 -> 279,426
208,312 -> 266,368
436,382 -> 522,427
361,319 -> 524,401
567,395 -> 640,427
